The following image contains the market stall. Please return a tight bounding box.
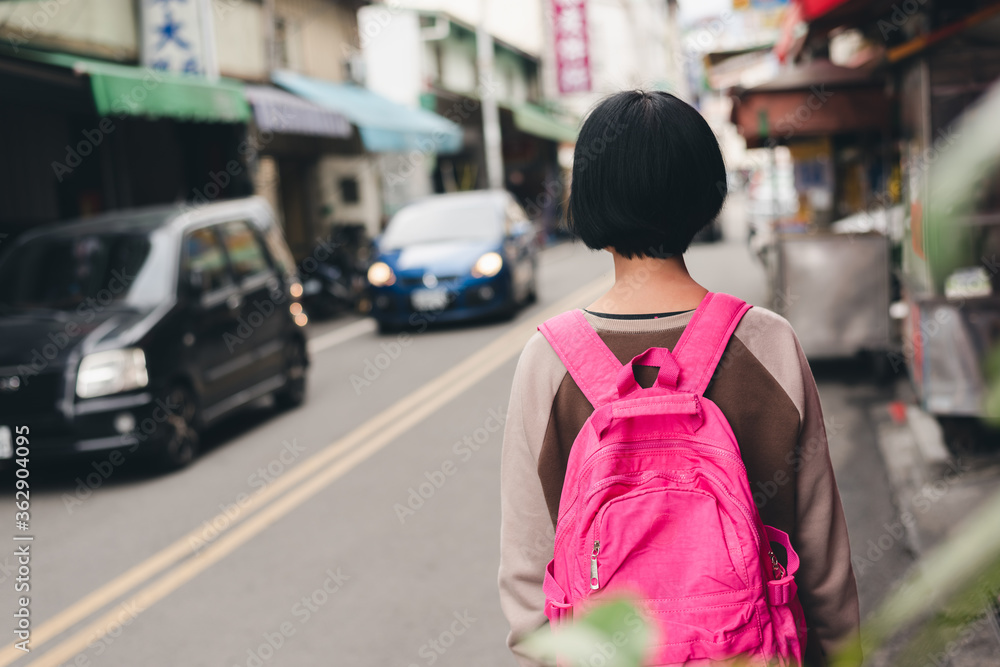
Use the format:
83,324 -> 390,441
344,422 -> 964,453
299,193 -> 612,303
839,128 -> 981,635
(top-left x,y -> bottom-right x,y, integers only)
730,58 -> 897,361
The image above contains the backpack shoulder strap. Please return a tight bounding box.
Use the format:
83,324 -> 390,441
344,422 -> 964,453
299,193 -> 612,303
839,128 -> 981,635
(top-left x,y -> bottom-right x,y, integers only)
672,292 -> 752,395
538,309 -> 621,409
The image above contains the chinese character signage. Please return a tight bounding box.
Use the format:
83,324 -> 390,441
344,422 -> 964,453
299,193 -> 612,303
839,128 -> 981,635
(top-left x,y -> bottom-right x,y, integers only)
552,0 -> 592,94
140,0 -> 207,75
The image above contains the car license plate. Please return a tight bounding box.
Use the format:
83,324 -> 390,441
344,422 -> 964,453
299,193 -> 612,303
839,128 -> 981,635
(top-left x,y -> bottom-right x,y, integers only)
412,288 -> 449,312
0,426 -> 11,459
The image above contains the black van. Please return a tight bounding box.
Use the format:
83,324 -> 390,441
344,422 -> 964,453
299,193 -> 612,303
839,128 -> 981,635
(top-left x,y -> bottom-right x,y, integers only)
0,198 -> 309,470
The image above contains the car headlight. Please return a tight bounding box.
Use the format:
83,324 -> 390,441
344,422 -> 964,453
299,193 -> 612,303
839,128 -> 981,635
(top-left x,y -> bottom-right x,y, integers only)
76,348 -> 149,399
471,252 -> 503,278
367,261 -> 396,287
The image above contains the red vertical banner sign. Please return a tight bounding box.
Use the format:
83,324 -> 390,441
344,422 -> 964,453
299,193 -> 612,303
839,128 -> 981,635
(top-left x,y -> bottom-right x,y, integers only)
552,0 -> 592,94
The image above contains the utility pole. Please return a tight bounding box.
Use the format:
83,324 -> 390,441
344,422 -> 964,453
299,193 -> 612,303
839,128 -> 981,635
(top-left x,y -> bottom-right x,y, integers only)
477,0 -> 505,191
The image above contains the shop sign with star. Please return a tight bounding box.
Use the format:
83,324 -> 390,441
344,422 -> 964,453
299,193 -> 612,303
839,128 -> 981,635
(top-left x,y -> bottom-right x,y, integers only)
140,0 -> 208,75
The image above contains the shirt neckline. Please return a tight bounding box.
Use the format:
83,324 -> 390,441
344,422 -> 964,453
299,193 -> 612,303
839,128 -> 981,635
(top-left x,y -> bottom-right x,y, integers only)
579,308 -> 698,334
582,308 -> 694,320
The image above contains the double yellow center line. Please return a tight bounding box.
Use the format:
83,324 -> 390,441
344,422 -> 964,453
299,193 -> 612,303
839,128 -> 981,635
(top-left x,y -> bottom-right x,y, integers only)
2,272 -> 612,667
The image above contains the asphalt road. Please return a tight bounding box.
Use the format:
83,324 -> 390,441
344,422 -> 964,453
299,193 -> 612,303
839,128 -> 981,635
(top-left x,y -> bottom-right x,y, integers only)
3,239 -> 908,667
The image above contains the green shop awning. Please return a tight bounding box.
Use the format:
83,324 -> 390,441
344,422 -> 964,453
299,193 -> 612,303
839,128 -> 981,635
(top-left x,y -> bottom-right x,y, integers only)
13,49 -> 249,123
511,104 -> 578,144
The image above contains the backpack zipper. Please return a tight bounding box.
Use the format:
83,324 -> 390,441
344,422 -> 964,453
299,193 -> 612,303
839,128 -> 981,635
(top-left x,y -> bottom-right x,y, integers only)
554,439 -> 751,552
590,540 -> 600,590
769,549 -> 786,579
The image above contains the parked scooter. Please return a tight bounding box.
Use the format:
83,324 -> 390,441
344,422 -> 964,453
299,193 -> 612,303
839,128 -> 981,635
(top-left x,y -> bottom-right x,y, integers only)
298,225 -> 370,318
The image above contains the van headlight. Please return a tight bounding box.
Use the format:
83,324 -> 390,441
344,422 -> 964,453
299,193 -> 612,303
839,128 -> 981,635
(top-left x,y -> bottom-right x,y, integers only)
76,349 -> 149,399
471,252 -> 503,278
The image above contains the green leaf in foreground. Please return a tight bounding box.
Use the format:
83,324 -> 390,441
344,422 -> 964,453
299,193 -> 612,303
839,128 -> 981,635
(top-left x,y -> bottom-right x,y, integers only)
520,599 -> 651,667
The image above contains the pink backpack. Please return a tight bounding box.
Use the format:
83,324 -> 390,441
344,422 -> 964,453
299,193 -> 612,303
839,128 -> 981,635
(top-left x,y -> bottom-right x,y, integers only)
538,292 -> 807,666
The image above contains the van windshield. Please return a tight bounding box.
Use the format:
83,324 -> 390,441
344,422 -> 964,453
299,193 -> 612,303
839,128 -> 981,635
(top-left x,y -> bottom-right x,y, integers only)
0,228 -> 175,312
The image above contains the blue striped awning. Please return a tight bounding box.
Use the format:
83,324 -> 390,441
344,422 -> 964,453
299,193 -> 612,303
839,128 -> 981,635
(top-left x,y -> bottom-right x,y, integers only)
245,84 -> 352,138
272,70 -> 463,154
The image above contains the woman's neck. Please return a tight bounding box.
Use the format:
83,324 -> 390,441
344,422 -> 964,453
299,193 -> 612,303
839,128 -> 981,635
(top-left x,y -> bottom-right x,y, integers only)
586,249 -> 708,315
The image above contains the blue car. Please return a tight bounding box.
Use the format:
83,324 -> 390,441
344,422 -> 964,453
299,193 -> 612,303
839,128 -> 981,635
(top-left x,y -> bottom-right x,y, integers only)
367,190 -> 539,332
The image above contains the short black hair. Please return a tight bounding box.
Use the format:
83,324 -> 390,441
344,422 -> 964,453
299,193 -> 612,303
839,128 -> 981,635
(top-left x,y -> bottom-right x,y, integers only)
567,90 -> 727,259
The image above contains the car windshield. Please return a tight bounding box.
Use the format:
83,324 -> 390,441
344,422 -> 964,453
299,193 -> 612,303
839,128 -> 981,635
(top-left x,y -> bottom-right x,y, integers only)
380,202 -> 501,249
0,227 -> 175,312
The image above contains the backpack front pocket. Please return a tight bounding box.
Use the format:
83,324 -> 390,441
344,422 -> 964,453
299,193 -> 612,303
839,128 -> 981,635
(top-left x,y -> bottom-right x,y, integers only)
584,482 -> 756,600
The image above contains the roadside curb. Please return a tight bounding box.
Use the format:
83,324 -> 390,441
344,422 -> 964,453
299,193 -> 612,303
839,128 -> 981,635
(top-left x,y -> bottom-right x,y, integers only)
871,405 -> 924,557
871,393 -> 1000,665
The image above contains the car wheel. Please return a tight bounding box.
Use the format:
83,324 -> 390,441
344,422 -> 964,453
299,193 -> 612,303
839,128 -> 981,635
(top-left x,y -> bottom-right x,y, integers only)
152,384 -> 200,470
275,338 -> 307,409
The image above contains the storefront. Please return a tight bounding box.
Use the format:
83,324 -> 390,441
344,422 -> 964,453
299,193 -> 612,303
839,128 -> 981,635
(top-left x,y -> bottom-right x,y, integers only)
271,69 -> 464,237
0,47 -> 251,238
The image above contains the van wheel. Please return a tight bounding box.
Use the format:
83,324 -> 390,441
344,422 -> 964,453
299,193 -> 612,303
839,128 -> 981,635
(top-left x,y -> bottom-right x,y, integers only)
153,384 -> 200,470
275,339 -> 307,409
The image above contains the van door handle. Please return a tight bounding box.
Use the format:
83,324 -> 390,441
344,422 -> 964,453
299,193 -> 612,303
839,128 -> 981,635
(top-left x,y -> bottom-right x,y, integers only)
226,294 -> 242,311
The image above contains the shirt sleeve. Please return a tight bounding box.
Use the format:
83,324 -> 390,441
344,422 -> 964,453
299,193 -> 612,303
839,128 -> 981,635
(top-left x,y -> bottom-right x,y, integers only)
791,335 -> 862,664
498,335 -> 559,666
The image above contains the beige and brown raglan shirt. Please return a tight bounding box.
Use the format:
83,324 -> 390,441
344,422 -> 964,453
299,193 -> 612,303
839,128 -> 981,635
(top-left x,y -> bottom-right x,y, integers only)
498,306 -> 860,666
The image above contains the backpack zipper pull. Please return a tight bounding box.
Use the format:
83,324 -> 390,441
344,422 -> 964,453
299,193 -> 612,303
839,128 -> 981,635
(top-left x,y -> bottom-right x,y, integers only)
769,549 -> 786,579
590,541 -> 600,590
